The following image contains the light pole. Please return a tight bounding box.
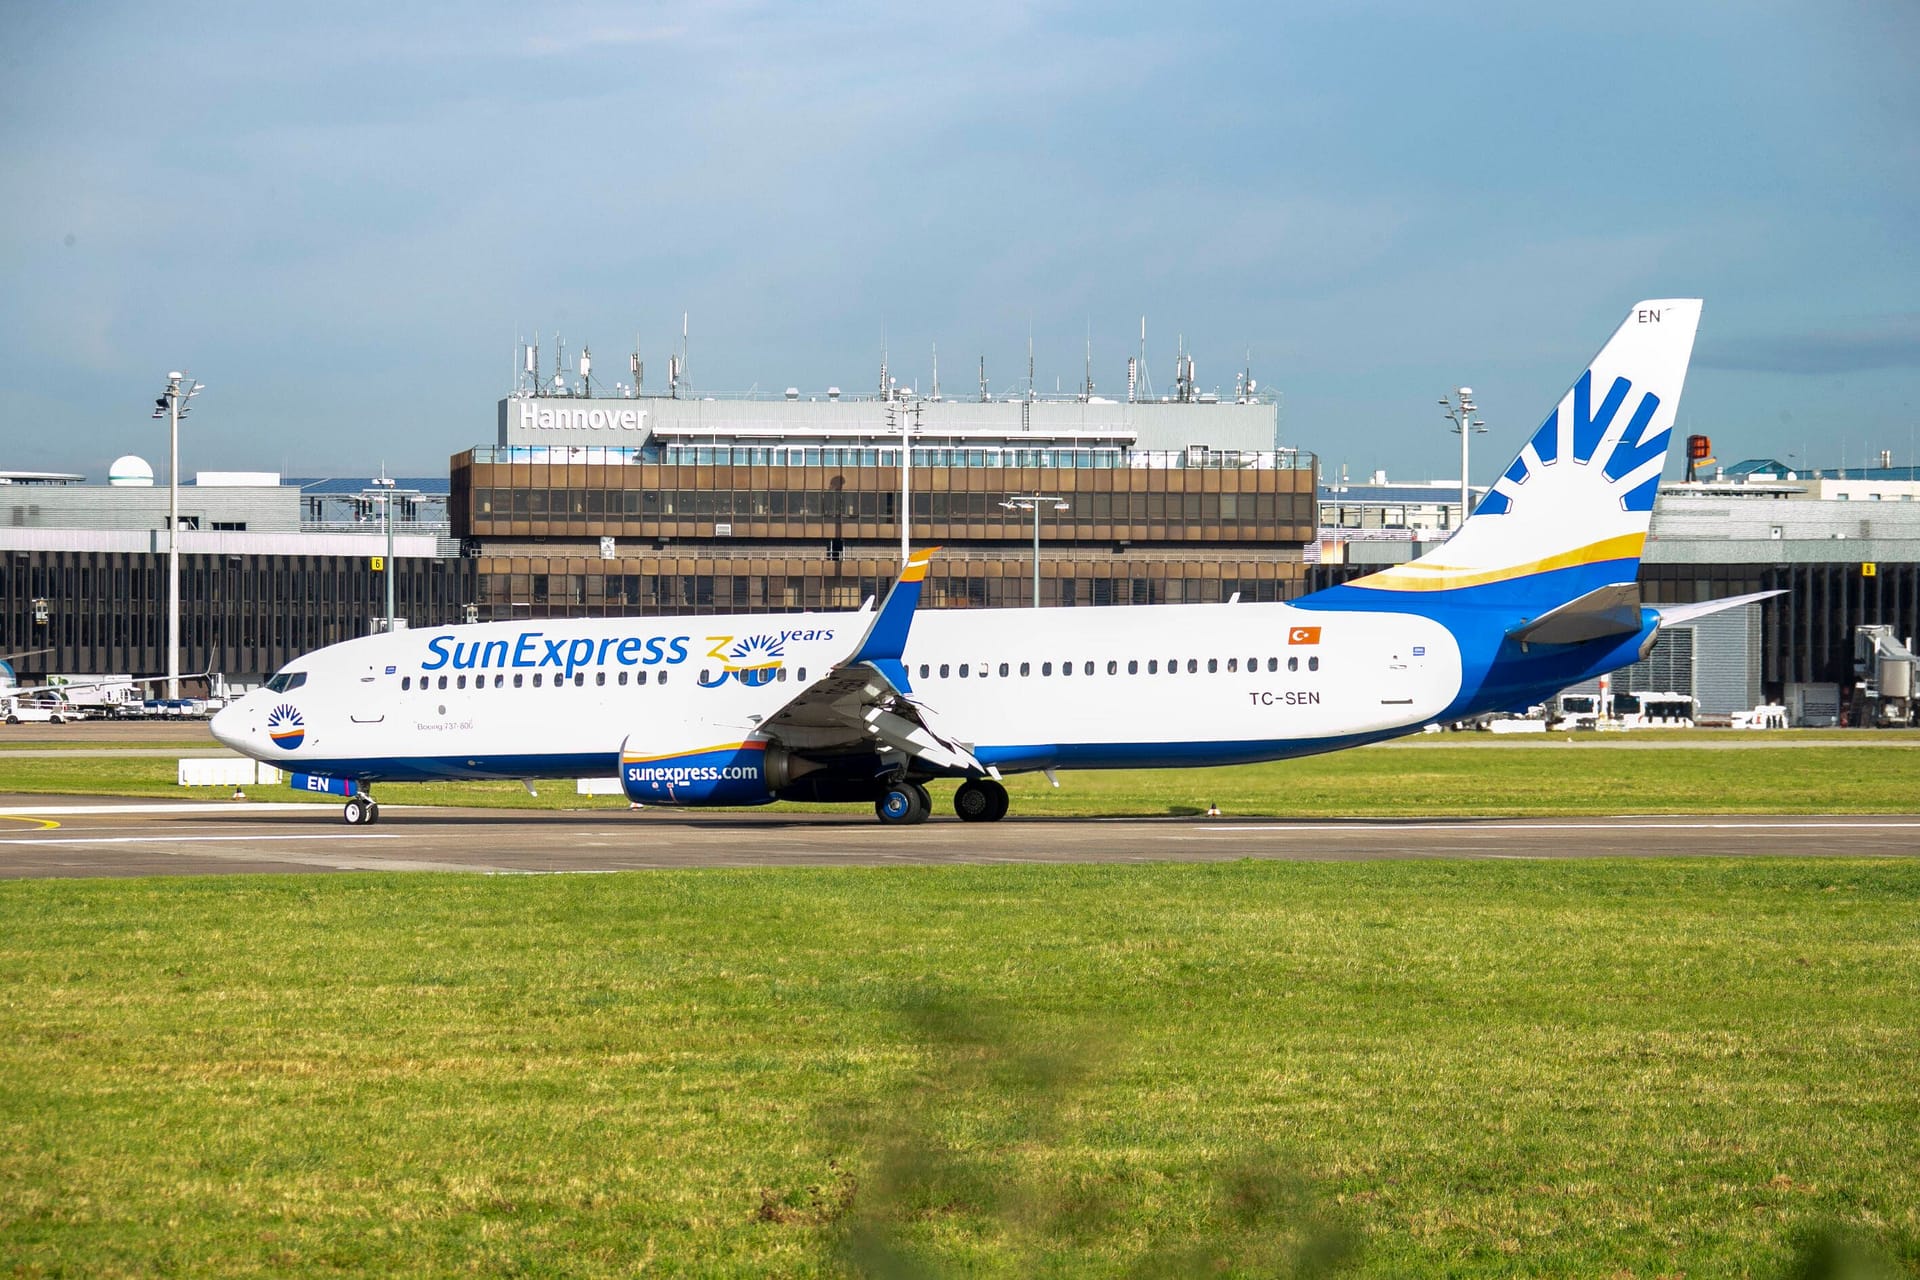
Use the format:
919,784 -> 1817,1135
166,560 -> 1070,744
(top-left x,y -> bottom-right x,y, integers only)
1438,386 -> 1485,526
360,472 -> 422,632
888,399 -> 921,567
151,372 -> 201,700
1000,495 -> 1070,608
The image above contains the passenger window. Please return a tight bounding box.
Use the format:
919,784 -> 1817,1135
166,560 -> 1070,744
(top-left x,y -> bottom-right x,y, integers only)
638,670 -> 649,685
514,673 -> 524,688
940,664 -> 950,678
596,671 -> 606,686
959,664 -> 970,678
775,668 -> 785,682
402,676 -> 411,690
1107,660 -> 1118,675
575,673 -> 585,687
1309,656 -> 1320,671
1268,658 -> 1278,672
1227,658 -> 1238,673
1042,662 -> 1053,676
700,670 -> 712,684
532,673 -> 542,687
1084,661 -> 1094,676
494,674 -> 504,688
658,671 -> 669,684
457,675 -> 467,689
1287,657 -> 1298,672
1019,662 -> 1030,677
1187,659 -> 1198,674
919,663 -> 930,679
1127,660 -> 1138,675
1062,661 -> 1073,677
1207,659 -> 1218,673
438,675 -> 449,690
797,668 -> 805,680
1148,659 -> 1158,674
999,662 -> 1009,677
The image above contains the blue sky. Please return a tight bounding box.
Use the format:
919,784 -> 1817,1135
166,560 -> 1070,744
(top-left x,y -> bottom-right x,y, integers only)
3,1 -> 1915,483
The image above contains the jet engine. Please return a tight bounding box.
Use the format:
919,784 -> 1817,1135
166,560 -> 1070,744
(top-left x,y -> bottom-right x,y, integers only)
618,735 -> 798,807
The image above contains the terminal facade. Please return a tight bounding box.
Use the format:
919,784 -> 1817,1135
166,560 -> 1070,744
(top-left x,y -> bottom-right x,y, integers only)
5,382 -> 1919,722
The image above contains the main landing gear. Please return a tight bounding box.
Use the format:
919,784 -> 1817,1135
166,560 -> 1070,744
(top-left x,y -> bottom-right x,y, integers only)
873,778 -> 1011,825
875,781 -> 932,825
953,778 -> 1009,823
342,795 -> 381,825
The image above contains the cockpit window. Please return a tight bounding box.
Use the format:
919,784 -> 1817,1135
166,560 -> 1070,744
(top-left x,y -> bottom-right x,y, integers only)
264,671 -> 307,693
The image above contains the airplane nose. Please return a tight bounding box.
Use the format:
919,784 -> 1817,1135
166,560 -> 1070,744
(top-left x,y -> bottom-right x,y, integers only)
210,702 -> 249,751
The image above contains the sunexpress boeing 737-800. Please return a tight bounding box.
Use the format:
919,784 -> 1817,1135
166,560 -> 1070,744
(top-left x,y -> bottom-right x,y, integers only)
213,299 -> 1771,825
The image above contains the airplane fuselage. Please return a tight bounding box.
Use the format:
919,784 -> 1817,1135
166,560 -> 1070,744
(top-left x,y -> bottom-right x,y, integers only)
213,599 -> 1485,782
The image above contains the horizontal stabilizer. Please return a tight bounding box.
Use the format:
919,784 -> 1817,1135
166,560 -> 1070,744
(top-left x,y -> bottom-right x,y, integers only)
1509,584 -> 1645,646
1652,589 -> 1785,627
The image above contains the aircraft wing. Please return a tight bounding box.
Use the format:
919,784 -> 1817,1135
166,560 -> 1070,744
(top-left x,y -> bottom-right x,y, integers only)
756,548 -> 985,776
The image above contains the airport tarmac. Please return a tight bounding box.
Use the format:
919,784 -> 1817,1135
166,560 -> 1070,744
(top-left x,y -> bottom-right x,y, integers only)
1,794 -> 1916,879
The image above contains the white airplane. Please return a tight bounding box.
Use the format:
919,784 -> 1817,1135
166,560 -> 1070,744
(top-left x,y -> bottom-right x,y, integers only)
213,299 -> 1770,825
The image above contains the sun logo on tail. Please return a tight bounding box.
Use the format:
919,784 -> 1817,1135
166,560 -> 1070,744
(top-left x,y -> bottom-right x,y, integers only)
267,703 -> 305,750
1477,371 -> 1668,518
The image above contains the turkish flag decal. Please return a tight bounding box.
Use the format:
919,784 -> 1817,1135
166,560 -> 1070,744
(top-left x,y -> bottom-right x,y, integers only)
1287,626 -> 1322,645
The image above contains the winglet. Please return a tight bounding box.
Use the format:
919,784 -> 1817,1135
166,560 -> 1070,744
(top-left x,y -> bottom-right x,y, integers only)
848,546 -> 939,689
1652,588 -> 1784,628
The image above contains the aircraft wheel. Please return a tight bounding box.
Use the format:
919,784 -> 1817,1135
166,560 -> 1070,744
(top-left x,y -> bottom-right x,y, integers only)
343,796 -> 373,826
875,781 -> 932,825
365,800 -> 381,825
954,778 -> 1010,823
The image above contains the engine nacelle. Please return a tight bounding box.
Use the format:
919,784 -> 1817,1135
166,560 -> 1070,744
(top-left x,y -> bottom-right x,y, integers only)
618,735 -> 789,807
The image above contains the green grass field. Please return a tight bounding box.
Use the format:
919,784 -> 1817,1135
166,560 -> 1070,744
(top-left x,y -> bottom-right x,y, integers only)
3,860 -> 1917,1277
5,739 -> 1920,817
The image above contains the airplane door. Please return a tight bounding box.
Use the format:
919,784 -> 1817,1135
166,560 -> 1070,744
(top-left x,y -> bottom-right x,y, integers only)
1379,641 -> 1420,712
350,662 -> 386,725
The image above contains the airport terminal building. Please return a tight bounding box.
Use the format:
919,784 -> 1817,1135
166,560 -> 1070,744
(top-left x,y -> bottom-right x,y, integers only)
5,376 -> 1918,723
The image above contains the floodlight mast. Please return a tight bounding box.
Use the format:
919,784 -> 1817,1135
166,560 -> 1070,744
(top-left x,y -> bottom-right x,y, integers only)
1439,386 -> 1486,527
153,372 -> 201,700
1000,495 -> 1071,607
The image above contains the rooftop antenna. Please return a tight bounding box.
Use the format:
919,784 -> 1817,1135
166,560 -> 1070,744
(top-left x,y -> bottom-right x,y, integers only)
1137,316 -> 1154,399
554,334 -> 568,396
629,338 -> 643,398
532,330 -> 541,395
1027,326 -> 1035,403
879,332 -> 890,401
579,344 -> 592,397
1083,323 -> 1094,402
930,342 -> 940,402
681,312 -> 689,394
979,356 -> 989,403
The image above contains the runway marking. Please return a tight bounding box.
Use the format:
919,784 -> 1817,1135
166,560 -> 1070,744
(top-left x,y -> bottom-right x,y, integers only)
0,815 -> 60,830
0,833 -> 405,847
0,802 -> 330,816
1200,820 -> 1920,833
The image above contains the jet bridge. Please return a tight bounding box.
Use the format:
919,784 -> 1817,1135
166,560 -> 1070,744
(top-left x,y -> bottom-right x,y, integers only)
1852,625 -> 1918,727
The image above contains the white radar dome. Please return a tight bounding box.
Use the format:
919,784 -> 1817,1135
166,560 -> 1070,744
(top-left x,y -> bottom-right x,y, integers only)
109,455 -> 155,486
